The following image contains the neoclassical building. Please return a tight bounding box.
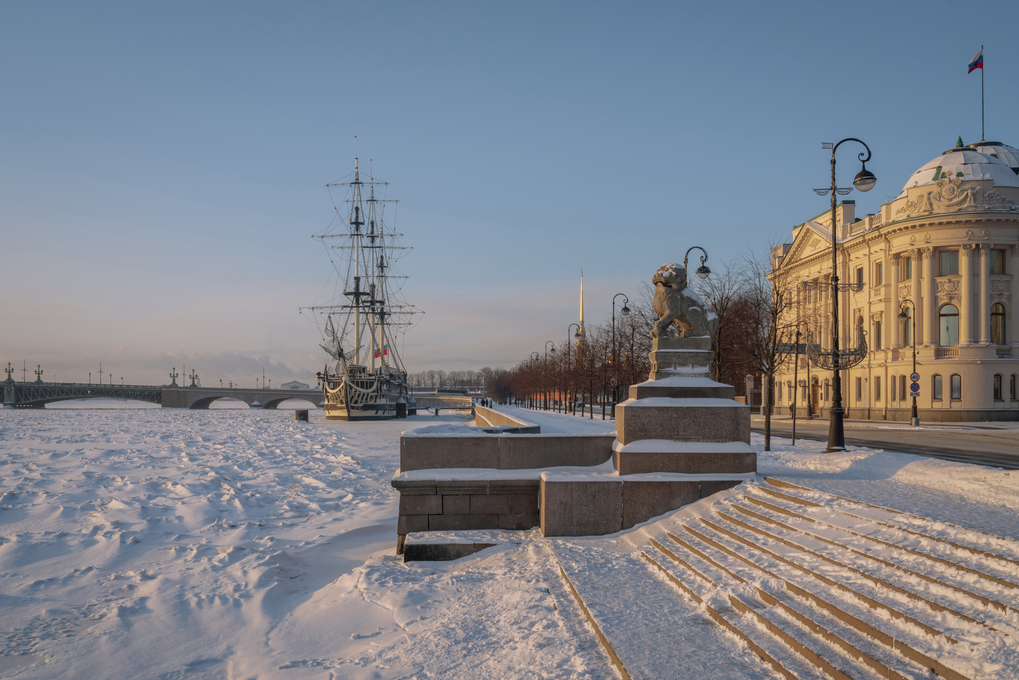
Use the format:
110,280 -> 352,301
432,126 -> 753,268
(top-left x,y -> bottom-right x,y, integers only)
770,140 -> 1019,421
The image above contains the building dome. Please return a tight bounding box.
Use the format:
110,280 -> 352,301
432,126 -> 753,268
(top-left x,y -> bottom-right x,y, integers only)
965,141 -> 1019,175
898,146 -> 1019,198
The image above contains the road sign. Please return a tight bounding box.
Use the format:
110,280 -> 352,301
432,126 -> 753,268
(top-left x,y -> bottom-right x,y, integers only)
910,391 -> 920,398
910,372 -> 920,382
910,382 -> 920,392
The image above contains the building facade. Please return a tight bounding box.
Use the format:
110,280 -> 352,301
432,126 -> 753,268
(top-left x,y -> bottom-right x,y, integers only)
769,140 -> 1019,422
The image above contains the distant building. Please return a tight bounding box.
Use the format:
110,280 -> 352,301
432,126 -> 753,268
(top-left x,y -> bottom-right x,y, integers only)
769,139 -> 1019,421
279,380 -> 310,390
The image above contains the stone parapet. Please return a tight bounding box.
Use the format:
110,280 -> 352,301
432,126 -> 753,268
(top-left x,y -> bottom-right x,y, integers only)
400,431 -> 615,471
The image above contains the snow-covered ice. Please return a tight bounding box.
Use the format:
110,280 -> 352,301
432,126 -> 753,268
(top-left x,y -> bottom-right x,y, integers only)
2,401 -> 1018,678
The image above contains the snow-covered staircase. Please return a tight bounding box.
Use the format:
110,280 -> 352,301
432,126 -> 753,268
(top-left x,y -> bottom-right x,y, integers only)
554,478 -> 1019,680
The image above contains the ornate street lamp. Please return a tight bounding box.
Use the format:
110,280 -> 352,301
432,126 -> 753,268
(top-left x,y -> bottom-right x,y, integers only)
530,352 -> 540,409
898,300 -> 919,427
683,246 -> 711,279
611,293 -> 630,408
806,138 -> 876,452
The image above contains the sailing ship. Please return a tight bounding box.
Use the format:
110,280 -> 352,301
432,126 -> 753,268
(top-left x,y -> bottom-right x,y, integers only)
302,153 -> 419,421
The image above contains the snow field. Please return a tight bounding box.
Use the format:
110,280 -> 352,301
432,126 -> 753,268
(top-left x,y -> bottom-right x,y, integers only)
2,403 -> 1019,678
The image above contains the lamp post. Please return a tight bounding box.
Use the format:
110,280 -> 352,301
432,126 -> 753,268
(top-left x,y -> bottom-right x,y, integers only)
611,293 -> 630,408
530,352 -> 540,409
898,299 -> 919,427
809,138 -> 877,452
544,341 -> 555,411
568,323 -> 581,414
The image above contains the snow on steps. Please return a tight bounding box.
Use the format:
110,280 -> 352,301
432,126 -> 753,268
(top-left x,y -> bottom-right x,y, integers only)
552,478 -> 1019,680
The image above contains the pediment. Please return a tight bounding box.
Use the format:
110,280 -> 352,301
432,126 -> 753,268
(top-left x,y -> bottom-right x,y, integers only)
783,221 -> 833,267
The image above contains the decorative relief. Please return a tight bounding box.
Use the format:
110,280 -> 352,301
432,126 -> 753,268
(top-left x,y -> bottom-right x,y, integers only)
961,243 -> 975,257
894,176 -> 1016,217
991,279 -> 1011,294
918,246 -> 934,260
937,279 -> 961,295
898,283 -> 912,300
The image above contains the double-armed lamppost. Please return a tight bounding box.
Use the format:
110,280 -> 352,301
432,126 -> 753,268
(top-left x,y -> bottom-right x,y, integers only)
898,299 -> 920,427
806,138 -> 877,452
530,352 -> 540,409
611,293 -> 630,407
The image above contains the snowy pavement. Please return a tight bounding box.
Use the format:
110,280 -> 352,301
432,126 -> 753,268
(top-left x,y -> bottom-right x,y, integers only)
1,402 -> 1018,678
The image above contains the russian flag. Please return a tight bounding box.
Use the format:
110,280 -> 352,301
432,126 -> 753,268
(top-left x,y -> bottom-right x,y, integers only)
373,344 -> 389,358
968,49 -> 983,73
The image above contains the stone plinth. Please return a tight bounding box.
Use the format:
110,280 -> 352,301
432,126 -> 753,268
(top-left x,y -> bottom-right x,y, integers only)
615,397 -> 750,446
613,439 -> 756,475
649,336 -> 712,380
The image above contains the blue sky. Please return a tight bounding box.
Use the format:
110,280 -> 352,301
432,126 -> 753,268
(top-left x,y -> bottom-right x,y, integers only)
3,1 -> 1017,386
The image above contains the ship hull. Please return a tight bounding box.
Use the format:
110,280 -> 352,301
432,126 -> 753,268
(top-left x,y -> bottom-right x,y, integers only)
321,365 -> 409,421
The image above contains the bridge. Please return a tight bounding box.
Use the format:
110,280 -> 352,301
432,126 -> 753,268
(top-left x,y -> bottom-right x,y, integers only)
2,378 -> 322,410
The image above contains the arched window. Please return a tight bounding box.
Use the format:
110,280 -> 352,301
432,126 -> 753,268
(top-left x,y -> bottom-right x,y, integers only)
991,303 -> 1006,345
900,375 -> 907,400
933,374 -> 943,400
939,305 -> 959,346
951,374 -> 962,400
890,375 -> 897,401
993,374 -> 1003,401
857,317 -> 865,345
1012,375 -> 1017,401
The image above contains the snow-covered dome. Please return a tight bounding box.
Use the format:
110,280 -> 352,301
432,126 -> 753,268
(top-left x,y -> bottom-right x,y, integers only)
965,141 -> 1019,175
898,147 -> 1019,197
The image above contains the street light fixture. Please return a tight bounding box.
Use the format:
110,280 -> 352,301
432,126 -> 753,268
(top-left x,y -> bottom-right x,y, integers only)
807,138 -> 876,452
611,293 -> 630,408
898,300 -> 920,427
530,352 -> 540,409
683,246 -> 711,280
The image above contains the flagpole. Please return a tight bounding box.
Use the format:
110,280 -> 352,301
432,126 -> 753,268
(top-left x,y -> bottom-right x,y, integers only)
981,44 -> 985,142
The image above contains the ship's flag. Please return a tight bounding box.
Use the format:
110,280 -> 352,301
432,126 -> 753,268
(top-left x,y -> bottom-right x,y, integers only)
968,49 -> 983,73
373,344 -> 389,358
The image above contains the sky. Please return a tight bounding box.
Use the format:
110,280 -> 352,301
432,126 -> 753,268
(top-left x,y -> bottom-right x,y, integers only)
3,1 -> 1018,387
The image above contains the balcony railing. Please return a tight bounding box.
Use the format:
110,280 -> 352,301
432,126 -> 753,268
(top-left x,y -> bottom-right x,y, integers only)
935,348 -> 959,359
997,347 -> 1015,359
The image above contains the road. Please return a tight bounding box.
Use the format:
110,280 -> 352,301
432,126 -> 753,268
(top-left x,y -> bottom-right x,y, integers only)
751,416 -> 1019,470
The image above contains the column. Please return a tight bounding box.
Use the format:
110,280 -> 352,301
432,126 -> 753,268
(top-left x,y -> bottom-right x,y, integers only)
979,245 -> 990,344
890,254 -> 901,347
960,244 -> 974,345
919,247 -> 934,346
1011,245 -> 1019,346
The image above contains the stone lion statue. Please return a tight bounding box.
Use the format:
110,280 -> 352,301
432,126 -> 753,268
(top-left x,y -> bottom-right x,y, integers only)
650,262 -> 719,339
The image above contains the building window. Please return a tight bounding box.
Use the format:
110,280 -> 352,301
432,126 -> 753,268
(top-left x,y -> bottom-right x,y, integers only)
951,374 -> 962,400
900,256 -> 912,281
900,374 -> 907,400
991,248 -> 1006,274
874,262 -> 883,285
933,375 -> 943,400
856,377 -> 862,402
856,267 -> 864,286
891,375 -> 896,401
875,376 -> 881,401
1011,375 -> 1017,400
993,374 -> 1003,401
857,317 -> 865,344
991,303 -> 1006,345
824,381 -> 830,401
939,304 -> 959,346
939,250 -> 959,276
874,320 -> 882,350
901,306 -> 913,347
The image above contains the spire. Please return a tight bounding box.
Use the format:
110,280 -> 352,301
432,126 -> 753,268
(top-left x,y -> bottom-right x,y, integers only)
578,270 -> 587,346
956,135 -> 964,149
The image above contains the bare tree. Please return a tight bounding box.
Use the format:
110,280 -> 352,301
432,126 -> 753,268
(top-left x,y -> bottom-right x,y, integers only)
740,252 -> 798,451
